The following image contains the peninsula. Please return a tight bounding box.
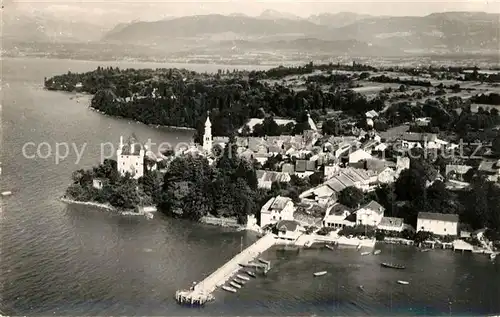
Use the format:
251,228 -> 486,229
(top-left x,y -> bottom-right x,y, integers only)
53,62 -> 500,253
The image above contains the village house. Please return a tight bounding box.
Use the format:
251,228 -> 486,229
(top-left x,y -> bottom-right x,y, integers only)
322,203 -> 354,229
355,200 -> 385,226
365,110 -> 379,119
299,184 -> 336,207
325,167 -> 378,193
92,178 -> 104,190
274,220 -> 304,241
416,212 -> 459,236
256,170 -> 291,189
260,196 -> 295,227
281,163 -> 295,174
399,132 -> 438,150
377,216 -> 405,232
348,149 -> 373,164
295,160 -> 316,178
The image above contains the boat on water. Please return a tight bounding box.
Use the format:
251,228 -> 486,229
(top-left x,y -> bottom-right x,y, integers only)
258,258 -> 270,264
397,280 -> 410,285
381,262 -> 406,270
1,191 -> 12,197
420,249 -> 431,252
246,271 -> 256,278
358,285 -> 364,290
361,251 -> 371,256
236,274 -> 250,281
373,250 -> 381,255
234,278 -> 246,284
490,253 -> 497,260
222,285 -> 237,293
313,271 -> 327,277
229,281 -> 242,289
325,244 -> 335,251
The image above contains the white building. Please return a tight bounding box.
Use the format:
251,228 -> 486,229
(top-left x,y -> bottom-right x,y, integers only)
416,212 -> 459,236
260,196 -> 295,228
117,136 -> 145,179
377,216 -> 404,232
348,149 -> 373,164
275,220 -> 304,241
203,114 -> 213,153
322,203 -> 354,229
355,200 -> 385,226
92,178 -> 104,190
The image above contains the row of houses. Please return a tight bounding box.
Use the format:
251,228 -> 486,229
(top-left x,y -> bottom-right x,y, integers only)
260,195 -> 460,237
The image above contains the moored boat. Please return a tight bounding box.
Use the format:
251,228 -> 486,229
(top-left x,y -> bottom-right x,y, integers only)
1,191 -> 12,196
397,280 -> 410,285
236,274 -> 250,281
246,271 -> 256,278
234,278 -> 246,284
490,253 -> 497,260
361,251 -> 371,256
373,250 -> 381,255
229,281 -> 242,289
325,244 -> 335,250
313,271 -> 327,277
420,249 -> 431,252
381,262 -> 406,270
222,285 -> 237,293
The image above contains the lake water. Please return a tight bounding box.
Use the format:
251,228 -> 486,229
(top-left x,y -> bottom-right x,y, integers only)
1,57 -> 500,316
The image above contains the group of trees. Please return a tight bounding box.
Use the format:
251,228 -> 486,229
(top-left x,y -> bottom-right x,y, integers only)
45,63 -> 386,140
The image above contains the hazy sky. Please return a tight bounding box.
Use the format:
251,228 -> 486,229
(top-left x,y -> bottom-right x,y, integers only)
6,0 -> 500,26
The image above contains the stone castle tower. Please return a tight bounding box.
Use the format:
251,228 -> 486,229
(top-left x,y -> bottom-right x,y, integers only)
117,135 -> 145,179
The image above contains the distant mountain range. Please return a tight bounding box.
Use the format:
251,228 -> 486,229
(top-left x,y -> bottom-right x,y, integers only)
4,10 -> 499,56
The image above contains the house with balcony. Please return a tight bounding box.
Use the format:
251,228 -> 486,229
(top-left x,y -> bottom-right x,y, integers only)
322,203 -> 355,229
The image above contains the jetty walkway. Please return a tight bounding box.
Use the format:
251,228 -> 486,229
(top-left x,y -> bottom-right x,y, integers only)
175,233 -> 276,305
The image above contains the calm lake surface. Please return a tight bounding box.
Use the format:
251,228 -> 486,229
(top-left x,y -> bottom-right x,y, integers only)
1,57 -> 500,316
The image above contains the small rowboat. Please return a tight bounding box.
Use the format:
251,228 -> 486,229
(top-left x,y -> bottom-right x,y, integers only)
381,262 -> 406,270
236,274 -> 250,281
229,281 -> 242,289
234,278 -> 246,284
373,250 -> 381,255
246,271 -> 256,278
313,271 -> 327,277
361,251 -> 371,256
1,191 -> 12,197
397,280 -> 410,285
490,253 -> 497,260
222,285 -> 237,293
325,245 -> 335,251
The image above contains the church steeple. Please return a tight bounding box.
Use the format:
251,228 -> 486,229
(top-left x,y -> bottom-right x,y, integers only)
203,111 -> 212,152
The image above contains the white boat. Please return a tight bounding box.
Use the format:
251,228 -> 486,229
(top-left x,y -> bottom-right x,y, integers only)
229,281 -> 242,289
490,253 -> 497,260
361,251 -> 371,256
1,191 -> 12,196
236,274 -> 250,281
246,271 -> 256,278
234,278 -> 246,284
325,244 -> 335,251
373,250 -> 381,255
397,280 -> 410,285
313,271 -> 327,277
222,285 -> 237,293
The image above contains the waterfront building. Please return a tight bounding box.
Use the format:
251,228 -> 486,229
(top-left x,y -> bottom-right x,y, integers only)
322,203 -> 354,229
117,136 -> 145,179
260,196 -> 295,228
275,220 -> 304,241
355,200 -> 385,226
417,212 -> 459,236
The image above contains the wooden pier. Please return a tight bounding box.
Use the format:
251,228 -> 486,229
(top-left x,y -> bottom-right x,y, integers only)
175,233 -> 276,306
